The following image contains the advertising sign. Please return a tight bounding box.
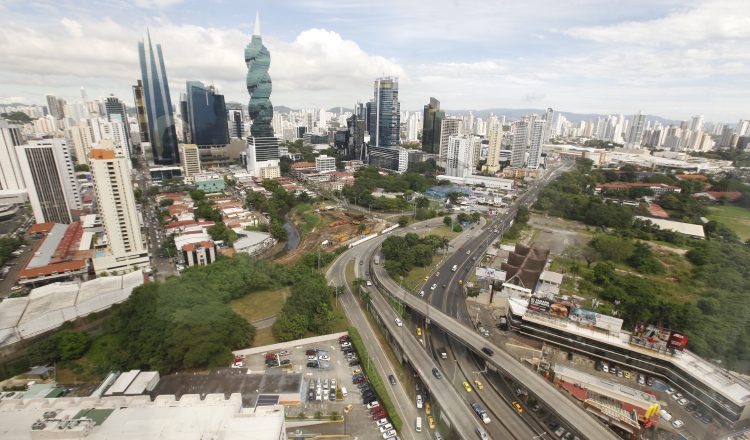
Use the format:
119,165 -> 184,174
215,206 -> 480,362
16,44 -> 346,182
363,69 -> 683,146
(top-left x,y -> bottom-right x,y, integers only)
631,322 -> 688,352
529,297 -> 570,318
570,308 -> 623,333
667,331 -> 689,351
475,267 -> 506,281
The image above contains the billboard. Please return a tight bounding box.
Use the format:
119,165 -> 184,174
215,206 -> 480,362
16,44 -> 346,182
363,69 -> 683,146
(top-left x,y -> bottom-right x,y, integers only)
529,297 -> 570,319
631,322 -> 689,352
475,267 -> 506,281
569,307 -> 624,333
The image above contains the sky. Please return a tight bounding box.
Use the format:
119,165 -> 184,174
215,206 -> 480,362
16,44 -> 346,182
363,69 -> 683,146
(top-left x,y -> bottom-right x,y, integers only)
1,0 -> 749,123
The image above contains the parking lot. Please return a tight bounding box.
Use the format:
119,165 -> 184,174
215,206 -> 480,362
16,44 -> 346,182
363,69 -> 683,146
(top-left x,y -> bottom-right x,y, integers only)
233,334 -> 400,440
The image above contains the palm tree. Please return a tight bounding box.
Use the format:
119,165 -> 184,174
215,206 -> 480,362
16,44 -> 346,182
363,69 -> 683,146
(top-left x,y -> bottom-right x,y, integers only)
352,277 -> 367,292
361,291 -> 372,303
440,236 -> 450,254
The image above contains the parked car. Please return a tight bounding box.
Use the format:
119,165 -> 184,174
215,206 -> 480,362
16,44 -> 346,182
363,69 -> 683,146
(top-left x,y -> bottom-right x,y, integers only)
349,361 -> 361,366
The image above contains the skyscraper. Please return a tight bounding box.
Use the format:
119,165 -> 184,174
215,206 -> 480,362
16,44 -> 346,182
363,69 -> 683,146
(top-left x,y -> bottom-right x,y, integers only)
45,94 -> 65,119
138,32 -> 179,165
484,127 -> 504,173
17,139 -> 81,224
624,111 -> 647,149
186,81 -> 230,147
438,117 -> 462,165
510,121 -> 529,168
445,134 -> 474,178
0,120 -> 26,191
105,95 -> 132,155
89,148 -> 149,274
244,12 -> 280,176
245,12 -> 274,138
226,102 -> 245,139
422,97 -> 444,155
527,120 -> 546,169
541,108 -> 554,141
132,80 -> 149,145
369,77 -> 401,149
69,122 -> 95,165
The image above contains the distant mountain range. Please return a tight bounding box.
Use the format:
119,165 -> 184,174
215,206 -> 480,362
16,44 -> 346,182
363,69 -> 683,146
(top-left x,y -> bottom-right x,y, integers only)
442,108 -> 688,126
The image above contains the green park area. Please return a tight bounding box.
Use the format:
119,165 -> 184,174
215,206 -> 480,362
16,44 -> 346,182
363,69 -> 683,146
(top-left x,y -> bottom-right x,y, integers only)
707,205 -> 750,241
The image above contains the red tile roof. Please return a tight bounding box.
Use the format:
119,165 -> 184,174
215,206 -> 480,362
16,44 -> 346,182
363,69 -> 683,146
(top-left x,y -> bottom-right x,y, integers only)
18,260 -> 88,280
27,223 -> 56,234
648,203 -> 670,218
706,191 -> 742,200
182,241 -> 215,252
676,174 -> 708,181
291,162 -> 316,169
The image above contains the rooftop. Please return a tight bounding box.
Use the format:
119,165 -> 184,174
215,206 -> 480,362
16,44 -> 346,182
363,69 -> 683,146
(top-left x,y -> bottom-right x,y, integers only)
554,364 -> 657,406
634,216 -> 705,239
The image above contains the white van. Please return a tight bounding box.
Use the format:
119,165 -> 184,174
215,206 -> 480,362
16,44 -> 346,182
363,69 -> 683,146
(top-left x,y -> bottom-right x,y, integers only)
452,265 -> 458,272
416,417 -> 422,432
475,427 -> 489,439
341,387 -> 348,397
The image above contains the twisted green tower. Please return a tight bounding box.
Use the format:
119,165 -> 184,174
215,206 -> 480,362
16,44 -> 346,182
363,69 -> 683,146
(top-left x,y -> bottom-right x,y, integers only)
245,12 -> 274,138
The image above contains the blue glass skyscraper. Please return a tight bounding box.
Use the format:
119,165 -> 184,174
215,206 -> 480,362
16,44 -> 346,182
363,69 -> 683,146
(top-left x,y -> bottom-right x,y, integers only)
138,32 -> 179,165
185,81 -> 230,146
368,77 -> 401,148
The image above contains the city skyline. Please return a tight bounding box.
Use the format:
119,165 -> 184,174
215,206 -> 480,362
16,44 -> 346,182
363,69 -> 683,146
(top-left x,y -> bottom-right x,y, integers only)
0,1 -> 748,122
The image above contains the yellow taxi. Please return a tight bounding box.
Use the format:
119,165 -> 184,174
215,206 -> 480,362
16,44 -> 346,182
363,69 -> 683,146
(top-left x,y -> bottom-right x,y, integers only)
462,381 -> 472,392
458,279 -> 463,285
512,401 -> 523,413
424,276 -> 429,281
474,380 -> 484,390
416,327 -> 422,336
425,403 -> 431,414
428,416 -> 435,429
436,272 -> 440,276
344,404 -> 353,414
351,369 -> 362,376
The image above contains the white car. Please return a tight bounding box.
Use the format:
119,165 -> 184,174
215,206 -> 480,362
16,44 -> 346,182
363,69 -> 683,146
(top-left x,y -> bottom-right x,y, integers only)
672,420 -> 684,429
278,350 -> 290,356
430,284 -> 437,290
367,401 -> 380,409
307,355 -> 318,361
319,356 -> 331,361
672,392 -> 683,400
419,291 -> 425,297
416,395 -> 423,409
666,388 -> 677,395
678,398 -> 689,406
366,280 -> 372,286
376,419 -> 390,427
379,424 -> 394,433
395,318 -> 403,326
382,430 -> 397,439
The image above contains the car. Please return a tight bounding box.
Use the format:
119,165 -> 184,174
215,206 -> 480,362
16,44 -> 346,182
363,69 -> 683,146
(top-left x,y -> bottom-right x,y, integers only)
425,402 -> 431,414
353,376 -> 366,384
373,412 -> 386,420
382,430 -> 397,438
436,271 -> 440,276
458,280 -> 463,285
430,284 -> 437,290
331,379 -> 337,389
554,427 -> 566,437
369,406 -> 382,415
462,381 -> 472,392
329,391 -> 336,401
389,375 -> 397,385
466,234 -> 469,238
359,260 -> 363,265
379,424 -> 394,433
416,327 -> 422,336
341,341 -> 352,347
416,395 -> 423,408
548,421 -> 559,430
466,250 -> 471,255
512,402 -> 523,413
515,388 -> 524,396
474,380 -> 484,390
617,370 -> 623,378
357,382 -> 370,389
307,355 -> 318,361
672,392 -> 683,400
366,400 -> 380,409
278,350 -> 290,356
306,349 -> 317,355
666,388 -> 677,395
376,419 -> 389,427
352,369 -> 362,375
428,416 -> 435,429
280,359 -> 291,365
395,318 -> 403,326
319,356 -> 331,361
419,291 -> 425,297
363,397 -> 377,405
672,420 -> 684,429
567,351 -> 574,361
344,404 -> 353,414
432,368 -> 442,379
701,415 -> 712,424
693,411 -> 703,419
465,266 -> 470,271
338,335 -> 350,342
646,376 -> 654,386
306,362 -> 317,368
349,361 -> 361,366
482,347 -> 494,356
532,404 -> 541,412
365,271 -> 370,276
459,247 -> 464,252
678,398 -> 689,406
424,276 -> 429,281
442,284 -> 446,288
366,280 -> 372,286
685,403 -> 697,412
359,387 -> 371,394
352,373 -> 364,380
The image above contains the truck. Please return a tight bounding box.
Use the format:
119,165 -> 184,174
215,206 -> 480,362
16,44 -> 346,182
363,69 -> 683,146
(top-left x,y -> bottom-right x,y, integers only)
471,403 -> 491,424
438,347 -> 447,359
374,255 -> 380,265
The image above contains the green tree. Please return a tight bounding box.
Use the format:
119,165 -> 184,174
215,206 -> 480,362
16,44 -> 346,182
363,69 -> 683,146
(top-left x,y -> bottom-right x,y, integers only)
208,222 -> 239,245
590,234 -> 633,261
272,312 -> 308,342
471,211 -> 481,222
159,198 -> 175,207
56,331 -> 90,361
352,277 -> 367,292
593,262 -> 615,284
443,216 -> 452,227
148,186 -> 160,196
74,164 -> 89,172
515,206 -> 531,224
189,189 -> 207,202
398,216 -> 409,227
452,223 -> 463,233
412,244 -> 434,267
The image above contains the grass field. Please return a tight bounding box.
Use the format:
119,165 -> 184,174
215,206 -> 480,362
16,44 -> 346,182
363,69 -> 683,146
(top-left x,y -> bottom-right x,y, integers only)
229,288 -> 288,323
707,205 -> 750,240
419,225 -> 460,240
293,204 -> 321,236
400,255 -> 443,291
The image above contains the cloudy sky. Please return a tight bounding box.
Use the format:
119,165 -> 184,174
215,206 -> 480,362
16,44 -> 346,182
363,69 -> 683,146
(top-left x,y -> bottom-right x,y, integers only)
1,0 -> 748,122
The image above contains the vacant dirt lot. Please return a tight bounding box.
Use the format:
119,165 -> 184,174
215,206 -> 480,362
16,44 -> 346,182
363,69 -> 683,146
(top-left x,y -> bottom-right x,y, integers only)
527,215 -> 593,256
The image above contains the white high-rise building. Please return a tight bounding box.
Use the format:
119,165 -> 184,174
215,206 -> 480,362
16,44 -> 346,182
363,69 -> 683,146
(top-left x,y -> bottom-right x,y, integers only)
541,108 -> 554,141
445,134 -> 474,178
438,117 -> 462,165
89,148 -> 149,275
69,122 -> 95,165
689,115 -> 704,132
624,111 -> 647,149
527,120 -> 546,169
315,154 -> 336,172
407,115 -> 418,141
0,120 -> 26,191
736,120 -> 750,136
17,139 -> 81,224
510,120 -> 529,168
180,144 -> 202,180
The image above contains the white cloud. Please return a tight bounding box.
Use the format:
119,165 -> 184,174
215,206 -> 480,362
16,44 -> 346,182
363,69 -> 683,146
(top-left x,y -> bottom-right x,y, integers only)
565,0 -> 750,45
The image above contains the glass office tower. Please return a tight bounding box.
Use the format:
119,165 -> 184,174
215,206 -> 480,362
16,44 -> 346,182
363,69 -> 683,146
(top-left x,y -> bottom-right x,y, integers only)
138,32 -> 179,165
422,97 -> 444,154
245,13 -> 274,138
186,81 -> 230,146
368,77 -> 401,148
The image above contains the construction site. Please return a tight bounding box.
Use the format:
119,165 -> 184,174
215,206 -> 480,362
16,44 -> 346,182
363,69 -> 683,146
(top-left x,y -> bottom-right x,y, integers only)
274,205 -> 379,266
